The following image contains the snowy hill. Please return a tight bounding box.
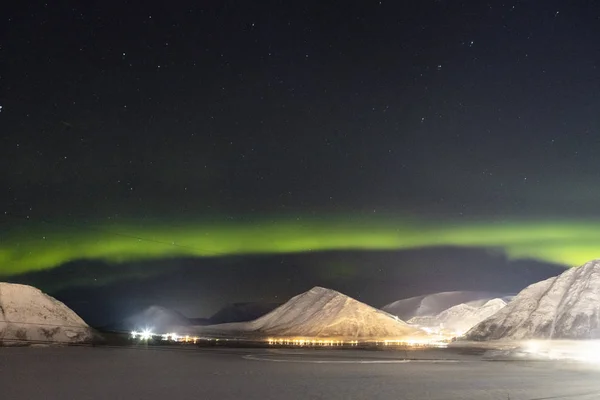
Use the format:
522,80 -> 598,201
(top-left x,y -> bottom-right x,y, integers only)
209,302 -> 281,324
0,282 -> 97,345
203,287 -> 425,339
408,298 -> 507,335
383,291 -> 512,320
112,306 -> 191,333
466,259 -> 600,341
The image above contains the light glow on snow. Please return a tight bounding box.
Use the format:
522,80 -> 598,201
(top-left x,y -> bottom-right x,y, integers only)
517,340 -> 600,364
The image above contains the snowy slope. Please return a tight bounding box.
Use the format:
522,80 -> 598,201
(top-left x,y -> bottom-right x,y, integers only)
113,306 -> 190,333
466,259 -> 600,341
383,291 -> 512,320
0,282 -> 96,345
408,298 -> 507,335
203,287 -> 425,339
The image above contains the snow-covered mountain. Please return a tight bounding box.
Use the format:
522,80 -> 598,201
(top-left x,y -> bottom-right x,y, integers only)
408,298 -> 507,335
466,259 -> 600,341
209,302 -> 281,324
383,291 -> 512,320
0,282 -> 97,345
203,286 -> 425,339
112,306 -> 191,333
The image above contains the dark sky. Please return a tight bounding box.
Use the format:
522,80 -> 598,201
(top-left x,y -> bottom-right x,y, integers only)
1,1 -> 599,323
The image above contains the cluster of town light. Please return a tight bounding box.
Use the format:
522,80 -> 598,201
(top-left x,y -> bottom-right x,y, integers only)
129,332 -> 448,348
130,329 -> 154,340
130,330 -> 453,348
267,338 -> 359,346
130,330 -> 199,343
380,338 -> 448,347
265,337 -> 449,347
162,332 -> 199,343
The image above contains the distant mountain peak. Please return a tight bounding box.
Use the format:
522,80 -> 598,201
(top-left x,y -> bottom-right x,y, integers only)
408,297 -> 507,335
383,290 -> 512,320
205,286 -> 425,339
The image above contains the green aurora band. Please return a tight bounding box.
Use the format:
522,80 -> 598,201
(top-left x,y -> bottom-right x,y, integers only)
2,216 -> 600,275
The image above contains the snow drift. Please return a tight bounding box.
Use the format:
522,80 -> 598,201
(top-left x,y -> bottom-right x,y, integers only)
466,259 -> 600,341
0,282 -> 96,345
383,291 -> 512,320
202,286 -> 425,339
408,298 -> 507,335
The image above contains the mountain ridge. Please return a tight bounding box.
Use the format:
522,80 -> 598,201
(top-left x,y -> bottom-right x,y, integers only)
0,282 -> 97,345
466,259 -> 600,340
201,286 -> 425,339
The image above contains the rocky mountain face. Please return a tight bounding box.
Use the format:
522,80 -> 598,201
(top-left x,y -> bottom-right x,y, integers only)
0,282 -> 97,345
466,260 -> 600,341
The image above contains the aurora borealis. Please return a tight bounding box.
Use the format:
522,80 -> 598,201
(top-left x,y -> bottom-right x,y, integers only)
2,216 -> 598,276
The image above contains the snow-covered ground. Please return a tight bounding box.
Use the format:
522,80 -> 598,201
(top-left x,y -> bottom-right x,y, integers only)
466,259 -> 600,341
4,347 -> 600,400
0,282 -> 96,345
199,286 -> 426,339
478,340 -> 600,364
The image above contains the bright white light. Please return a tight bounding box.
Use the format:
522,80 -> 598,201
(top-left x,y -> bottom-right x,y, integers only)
525,340 -> 541,354
140,329 -> 154,340
578,342 -> 600,363
131,331 -> 139,339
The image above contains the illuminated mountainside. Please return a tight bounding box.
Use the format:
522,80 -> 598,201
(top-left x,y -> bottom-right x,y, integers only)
115,306 -> 190,333
204,287 -> 425,339
408,298 -> 507,335
0,282 -> 96,345
383,291 -> 511,320
466,260 -> 600,341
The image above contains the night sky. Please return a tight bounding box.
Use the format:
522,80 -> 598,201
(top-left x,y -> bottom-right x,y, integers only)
1,1 -> 599,324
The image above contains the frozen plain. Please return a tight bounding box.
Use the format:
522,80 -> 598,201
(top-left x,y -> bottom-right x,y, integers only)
3,346 -> 600,400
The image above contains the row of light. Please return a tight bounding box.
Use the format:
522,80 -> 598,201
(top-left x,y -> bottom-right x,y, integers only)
380,338 -> 448,348
131,329 -> 154,340
162,332 -> 199,343
130,330 -> 199,344
265,337 -> 450,348
267,338 -> 359,346
131,331 -> 449,348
